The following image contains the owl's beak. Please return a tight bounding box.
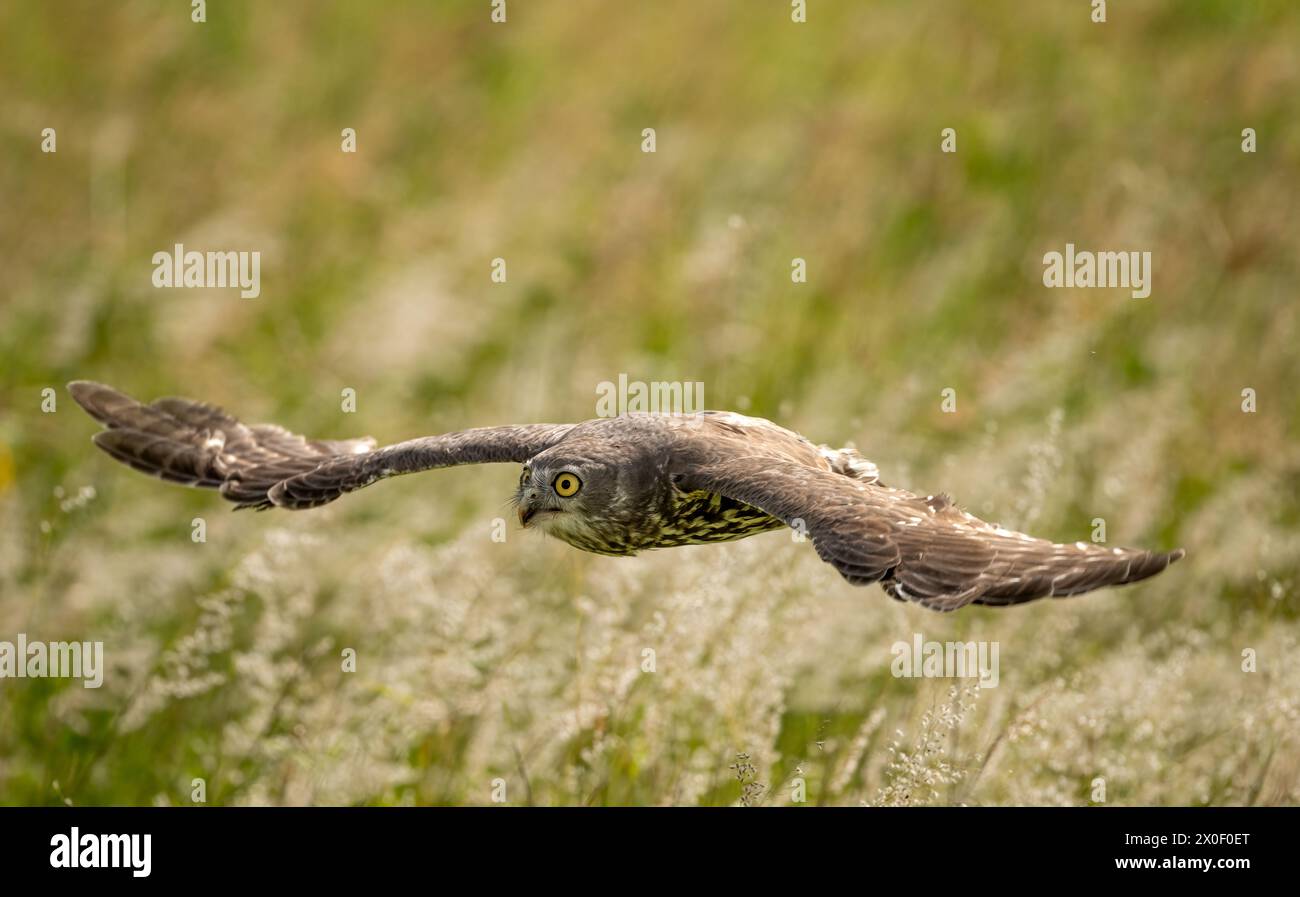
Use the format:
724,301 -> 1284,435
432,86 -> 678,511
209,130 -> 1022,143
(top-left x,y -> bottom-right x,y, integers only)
518,490 -> 560,528
518,488 -> 543,527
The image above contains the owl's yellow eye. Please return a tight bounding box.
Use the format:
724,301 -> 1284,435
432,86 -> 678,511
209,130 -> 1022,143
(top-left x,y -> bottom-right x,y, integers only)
552,472 -> 581,497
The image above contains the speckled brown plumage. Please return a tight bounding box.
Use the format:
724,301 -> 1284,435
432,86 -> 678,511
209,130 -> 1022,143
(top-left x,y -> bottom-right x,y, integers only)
68,380 -> 1184,612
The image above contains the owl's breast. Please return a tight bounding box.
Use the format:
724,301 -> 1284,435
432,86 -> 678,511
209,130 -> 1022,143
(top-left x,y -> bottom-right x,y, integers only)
534,489 -> 783,556
651,490 -> 785,548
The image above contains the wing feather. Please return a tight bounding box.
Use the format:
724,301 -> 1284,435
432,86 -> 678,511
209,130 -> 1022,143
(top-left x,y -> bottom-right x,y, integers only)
678,458 -> 1183,612
68,381 -> 573,511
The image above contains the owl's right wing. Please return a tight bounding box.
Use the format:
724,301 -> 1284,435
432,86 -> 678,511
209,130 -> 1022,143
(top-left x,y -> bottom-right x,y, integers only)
68,381 -> 574,510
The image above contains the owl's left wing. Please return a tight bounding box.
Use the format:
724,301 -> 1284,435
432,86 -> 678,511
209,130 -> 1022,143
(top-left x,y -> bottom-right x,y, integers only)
69,381 -> 573,510
676,458 -> 1183,612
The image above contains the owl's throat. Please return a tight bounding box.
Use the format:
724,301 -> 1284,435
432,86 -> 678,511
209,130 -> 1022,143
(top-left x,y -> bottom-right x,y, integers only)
526,507 -> 639,556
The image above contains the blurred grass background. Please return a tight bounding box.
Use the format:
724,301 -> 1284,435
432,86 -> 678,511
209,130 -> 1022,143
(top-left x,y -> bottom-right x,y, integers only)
1,0 -> 1298,806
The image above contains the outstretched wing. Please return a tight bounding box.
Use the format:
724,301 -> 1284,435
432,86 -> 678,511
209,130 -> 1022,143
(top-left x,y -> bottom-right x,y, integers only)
68,381 -> 573,510
677,458 -> 1183,612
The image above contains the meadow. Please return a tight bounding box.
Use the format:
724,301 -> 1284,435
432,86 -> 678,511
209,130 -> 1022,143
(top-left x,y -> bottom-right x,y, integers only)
1,0 -> 1297,806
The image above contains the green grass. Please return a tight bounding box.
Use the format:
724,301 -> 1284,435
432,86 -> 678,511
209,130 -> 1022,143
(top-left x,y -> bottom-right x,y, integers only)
1,0 -> 1298,806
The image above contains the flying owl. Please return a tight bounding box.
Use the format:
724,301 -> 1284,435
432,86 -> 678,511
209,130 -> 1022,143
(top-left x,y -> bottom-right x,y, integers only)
68,381 -> 1183,612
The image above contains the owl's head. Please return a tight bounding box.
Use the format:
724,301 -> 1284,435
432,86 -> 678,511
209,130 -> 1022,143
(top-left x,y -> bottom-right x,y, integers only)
514,454 -> 613,529
513,443 -> 656,554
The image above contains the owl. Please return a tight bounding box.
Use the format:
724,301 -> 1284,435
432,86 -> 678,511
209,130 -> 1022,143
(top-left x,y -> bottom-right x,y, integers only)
68,381 -> 1183,612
